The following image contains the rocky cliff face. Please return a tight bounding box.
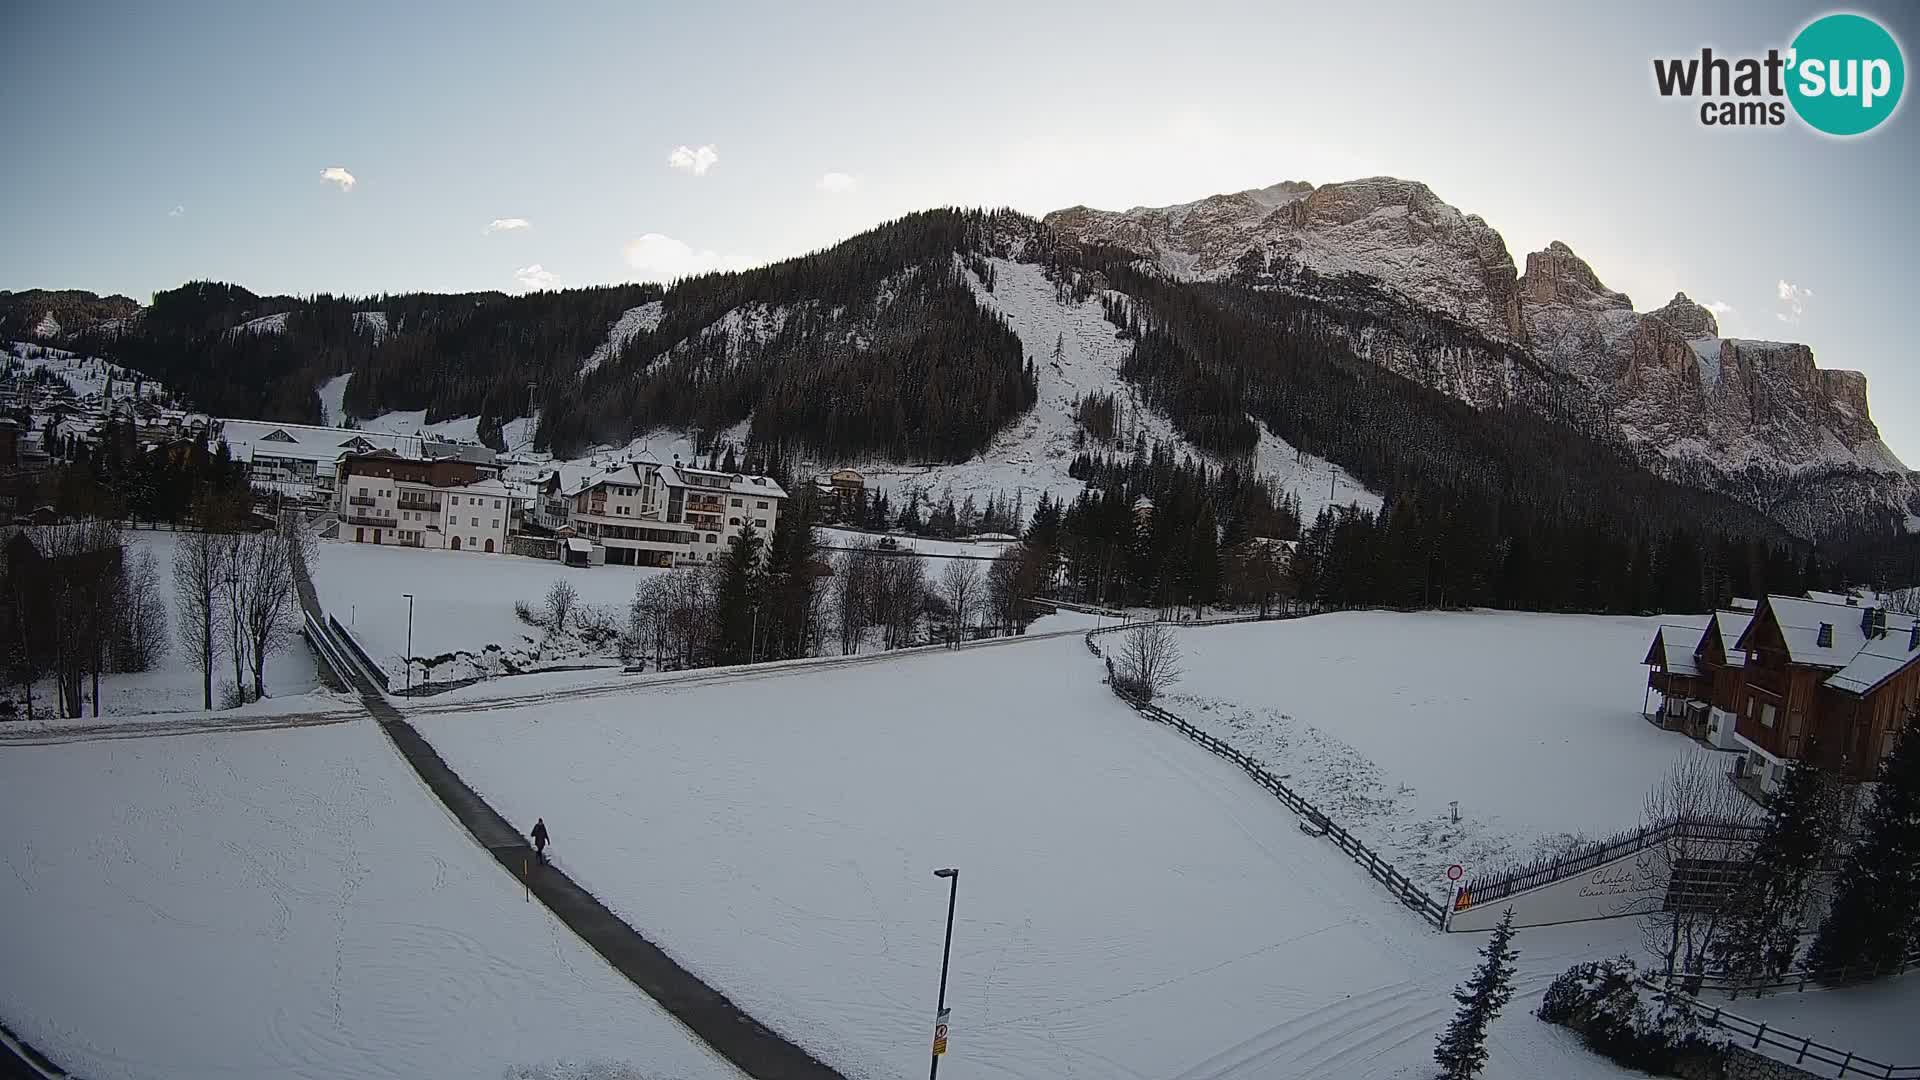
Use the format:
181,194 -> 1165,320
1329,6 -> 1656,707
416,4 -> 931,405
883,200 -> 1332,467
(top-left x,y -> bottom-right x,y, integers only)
1045,179 -> 1915,535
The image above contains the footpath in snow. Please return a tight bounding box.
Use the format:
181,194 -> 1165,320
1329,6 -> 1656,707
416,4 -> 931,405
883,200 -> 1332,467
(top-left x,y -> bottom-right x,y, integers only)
1158,610 -> 1724,895
0,720 -> 739,1080
419,634 -> 1654,1080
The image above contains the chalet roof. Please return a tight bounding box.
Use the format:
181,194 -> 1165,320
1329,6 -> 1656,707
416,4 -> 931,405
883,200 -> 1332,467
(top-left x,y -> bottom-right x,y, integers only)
1708,608 -> 1755,663
1650,624 -> 1703,676
1825,627 -> 1920,696
660,465 -> 787,501
215,418 -> 421,464
1750,595 -> 1910,670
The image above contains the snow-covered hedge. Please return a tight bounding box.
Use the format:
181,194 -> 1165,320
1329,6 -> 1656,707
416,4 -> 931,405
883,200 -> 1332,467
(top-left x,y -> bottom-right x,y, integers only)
1538,956 -> 1729,1077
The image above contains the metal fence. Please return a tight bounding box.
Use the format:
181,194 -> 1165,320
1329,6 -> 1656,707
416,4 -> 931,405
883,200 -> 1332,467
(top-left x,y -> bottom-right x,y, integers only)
1457,817 -> 1765,909
326,614 -> 391,693
1645,984 -> 1919,1079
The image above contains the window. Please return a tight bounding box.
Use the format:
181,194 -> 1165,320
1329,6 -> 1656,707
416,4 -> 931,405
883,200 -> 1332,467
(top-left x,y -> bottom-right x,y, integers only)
471,516 -> 480,527
358,486 -> 367,496
469,537 -> 477,548
491,519 -> 499,528
757,500 -> 768,509
493,499 -> 501,509
755,519 -> 767,529
706,534 -> 717,544
450,496 -> 459,505
730,497 -> 742,507
729,517 -> 741,526
1761,703 -> 1777,728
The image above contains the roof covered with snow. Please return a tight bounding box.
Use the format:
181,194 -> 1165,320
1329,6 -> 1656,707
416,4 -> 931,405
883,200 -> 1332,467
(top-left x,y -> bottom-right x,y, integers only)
1742,593 -> 1920,696
214,418 -> 422,464
1707,608 -> 1755,661
662,465 -> 787,501
1651,625 -> 1703,675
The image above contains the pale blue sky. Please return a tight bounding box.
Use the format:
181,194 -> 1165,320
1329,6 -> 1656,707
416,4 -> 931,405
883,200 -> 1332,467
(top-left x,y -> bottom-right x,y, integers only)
3,0 -> 1916,462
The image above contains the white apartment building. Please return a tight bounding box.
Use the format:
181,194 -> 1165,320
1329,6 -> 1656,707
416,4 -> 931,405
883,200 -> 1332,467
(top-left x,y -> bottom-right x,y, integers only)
334,450 -> 520,553
562,457 -> 786,566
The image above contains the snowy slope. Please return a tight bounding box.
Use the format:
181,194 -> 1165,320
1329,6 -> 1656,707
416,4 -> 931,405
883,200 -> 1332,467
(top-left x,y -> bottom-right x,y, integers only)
6,341 -> 171,403
0,720 -> 739,1080
579,301 -> 664,377
228,311 -> 289,336
1162,611 -> 1729,892
315,372 -> 352,427
421,636 -> 1654,1080
352,309 -> 388,343
863,256 -> 1379,523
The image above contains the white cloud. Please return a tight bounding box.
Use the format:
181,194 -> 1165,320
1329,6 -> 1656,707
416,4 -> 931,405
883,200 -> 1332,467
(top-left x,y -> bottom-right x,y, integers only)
484,217 -> 531,235
167,205 -> 185,218
817,171 -> 858,193
667,145 -> 719,176
320,166 -> 357,192
623,233 -> 759,283
514,264 -> 558,291
1775,279 -> 1812,323
1705,300 -> 1734,317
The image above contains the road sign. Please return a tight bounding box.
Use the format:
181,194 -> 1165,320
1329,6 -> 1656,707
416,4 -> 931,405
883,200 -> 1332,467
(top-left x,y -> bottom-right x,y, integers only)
1446,864 -> 1464,882
932,1007 -> 950,1056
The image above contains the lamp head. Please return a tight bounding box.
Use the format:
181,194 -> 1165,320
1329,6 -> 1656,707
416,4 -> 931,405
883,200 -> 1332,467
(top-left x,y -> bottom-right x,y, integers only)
934,868 -> 957,879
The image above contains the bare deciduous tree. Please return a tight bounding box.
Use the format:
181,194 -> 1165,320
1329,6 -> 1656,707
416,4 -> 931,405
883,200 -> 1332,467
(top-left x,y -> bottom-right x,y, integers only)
174,527 -> 227,711
238,526 -> 302,700
939,559 -> 981,646
114,547 -> 169,673
833,542 -> 880,655
1637,755 -> 1758,993
544,578 -> 580,634
1116,622 -> 1182,701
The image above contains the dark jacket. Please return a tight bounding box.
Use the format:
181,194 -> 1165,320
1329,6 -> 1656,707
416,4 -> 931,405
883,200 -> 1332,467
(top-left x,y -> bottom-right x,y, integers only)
531,821 -> 549,847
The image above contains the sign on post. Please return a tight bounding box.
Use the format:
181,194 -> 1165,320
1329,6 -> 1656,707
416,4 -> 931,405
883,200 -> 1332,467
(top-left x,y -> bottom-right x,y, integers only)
931,1007 -> 950,1056
1446,864 -> 1464,882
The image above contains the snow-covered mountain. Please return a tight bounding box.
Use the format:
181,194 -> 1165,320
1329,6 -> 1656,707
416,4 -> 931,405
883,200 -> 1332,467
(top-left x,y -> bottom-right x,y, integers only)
1046,178 -> 1916,535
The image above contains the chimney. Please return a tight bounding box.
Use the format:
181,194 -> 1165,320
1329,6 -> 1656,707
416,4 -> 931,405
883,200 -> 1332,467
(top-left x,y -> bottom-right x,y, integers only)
1861,606 -> 1878,638
1817,623 -> 1834,648
1910,622 -> 1919,652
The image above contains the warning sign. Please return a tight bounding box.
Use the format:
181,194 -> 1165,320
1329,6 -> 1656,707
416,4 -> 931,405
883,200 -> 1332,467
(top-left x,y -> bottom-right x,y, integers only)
1453,889 -> 1473,911
931,1007 -> 950,1056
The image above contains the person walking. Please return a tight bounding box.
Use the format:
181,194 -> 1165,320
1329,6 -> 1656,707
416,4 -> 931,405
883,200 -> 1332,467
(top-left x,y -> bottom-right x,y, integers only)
531,817 -> 549,865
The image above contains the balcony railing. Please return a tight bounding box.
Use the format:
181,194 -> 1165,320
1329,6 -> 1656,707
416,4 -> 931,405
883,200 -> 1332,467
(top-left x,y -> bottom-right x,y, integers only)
398,499 -> 442,512
342,513 -> 391,527
348,495 -> 377,507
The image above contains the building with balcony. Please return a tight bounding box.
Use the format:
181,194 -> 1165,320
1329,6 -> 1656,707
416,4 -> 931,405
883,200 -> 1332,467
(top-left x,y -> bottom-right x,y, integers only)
333,450 -> 520,553
559,455 -> 786,567
213,418 -> 499,503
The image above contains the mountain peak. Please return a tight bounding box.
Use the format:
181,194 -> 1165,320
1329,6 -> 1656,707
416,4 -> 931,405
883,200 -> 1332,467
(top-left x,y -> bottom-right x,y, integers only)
1518,241 -> 1630,311
1648,291 -> 1719,339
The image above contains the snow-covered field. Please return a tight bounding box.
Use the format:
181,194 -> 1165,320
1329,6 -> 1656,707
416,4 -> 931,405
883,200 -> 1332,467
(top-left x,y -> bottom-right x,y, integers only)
1157,611 -> 1728,893
308,540 -> 661,684
1712,980 -> 1920,1067
5,341 -> 171,403
0,720 -> 737,1080
420,634 -> 1652,1080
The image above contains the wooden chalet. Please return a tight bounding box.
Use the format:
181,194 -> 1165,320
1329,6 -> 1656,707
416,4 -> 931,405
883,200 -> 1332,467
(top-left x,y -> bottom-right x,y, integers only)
1727,595 -> 1920,794
1641,606 -> 1756,749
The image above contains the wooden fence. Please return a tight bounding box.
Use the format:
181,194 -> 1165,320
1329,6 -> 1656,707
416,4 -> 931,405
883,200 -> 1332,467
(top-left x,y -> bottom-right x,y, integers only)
1659,946 -> 1920,997
1645,984 -> 1919,1079
1086,618 -> 1446,928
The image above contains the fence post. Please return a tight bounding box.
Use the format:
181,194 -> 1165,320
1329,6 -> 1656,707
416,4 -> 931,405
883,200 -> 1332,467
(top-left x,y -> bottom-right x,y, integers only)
1752,1022 -> 1766,1049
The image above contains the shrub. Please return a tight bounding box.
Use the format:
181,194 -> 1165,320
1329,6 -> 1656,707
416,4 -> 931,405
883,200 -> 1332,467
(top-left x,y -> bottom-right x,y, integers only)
1537,957 -> 1726,1076
513,599 -> 541,627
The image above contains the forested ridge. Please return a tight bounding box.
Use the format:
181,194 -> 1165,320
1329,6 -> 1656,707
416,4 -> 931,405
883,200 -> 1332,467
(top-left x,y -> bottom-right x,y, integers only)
19,206 -> 1916,600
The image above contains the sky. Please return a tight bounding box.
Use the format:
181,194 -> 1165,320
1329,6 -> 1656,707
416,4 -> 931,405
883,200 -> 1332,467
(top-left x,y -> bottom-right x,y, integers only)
2,0 -> 1917,463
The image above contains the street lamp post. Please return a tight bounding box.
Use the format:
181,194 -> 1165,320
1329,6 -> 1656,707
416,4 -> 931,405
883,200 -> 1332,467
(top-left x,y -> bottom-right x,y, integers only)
930,867 -> 958,1080
401,592 -> 414,694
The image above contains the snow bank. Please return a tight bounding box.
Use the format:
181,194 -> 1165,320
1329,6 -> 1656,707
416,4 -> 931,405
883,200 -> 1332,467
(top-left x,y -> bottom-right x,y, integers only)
420,635 -> 1651,1080
1162,611 -> 1725,894
316,372 -> 352,427
0,721 -> 736,1080
579,301 -> 664,377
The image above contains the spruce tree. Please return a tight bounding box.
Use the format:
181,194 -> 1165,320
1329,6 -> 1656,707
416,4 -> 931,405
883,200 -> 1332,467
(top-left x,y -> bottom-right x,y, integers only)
1809,708 -> 1920,984
712,522 -> 762,665
1434,908 -> 1519,1080
1709,748 -> 1837,992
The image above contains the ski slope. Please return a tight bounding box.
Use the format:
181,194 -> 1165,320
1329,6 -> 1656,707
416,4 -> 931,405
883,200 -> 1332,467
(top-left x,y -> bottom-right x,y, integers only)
0,720 -> 738,1080
1161,611 -> 1731,892
420,634 -> 1649,1080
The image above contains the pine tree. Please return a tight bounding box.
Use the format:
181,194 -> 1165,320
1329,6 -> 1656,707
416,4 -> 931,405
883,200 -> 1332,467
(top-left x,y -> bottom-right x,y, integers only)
1434,908 -> 1520,1079
1709,748 -> 1838,992
1808,708 -> 1920,984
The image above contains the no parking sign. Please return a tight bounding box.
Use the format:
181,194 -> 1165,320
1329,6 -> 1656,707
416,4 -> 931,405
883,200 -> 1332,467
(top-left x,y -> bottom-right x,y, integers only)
932,1007 -> 950,1056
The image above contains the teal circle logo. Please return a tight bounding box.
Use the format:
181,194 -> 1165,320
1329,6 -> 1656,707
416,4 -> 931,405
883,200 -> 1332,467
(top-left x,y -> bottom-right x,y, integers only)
1787,13 -> 1905,135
